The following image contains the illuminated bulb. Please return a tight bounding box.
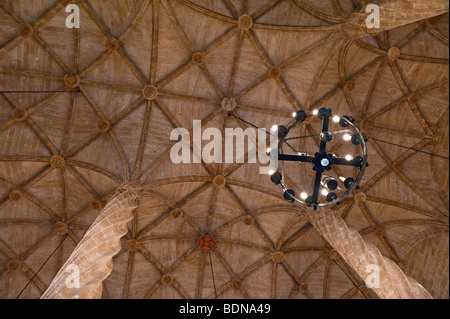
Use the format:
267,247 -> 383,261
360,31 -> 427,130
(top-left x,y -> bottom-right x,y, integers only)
266,148 -> 272,154
345,155 -> 353,161
321,158 -> 330,167
343,134 -> 352,141
271,125 -> 278,131
300,192 -> 308,200
332,116 -> 340,123
312,109 -> 319,116
292,112 -> 297,118
321,189 -> 329,196
268,170 -> 275,175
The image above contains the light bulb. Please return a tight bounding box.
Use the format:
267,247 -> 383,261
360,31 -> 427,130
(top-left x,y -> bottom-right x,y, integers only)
266,148 -> 272,154
312,109 -> 319,116
343,134 -> 352,141
268,170 -> 275,175
320,158 -> 330,167
300,192 -> 308,200
271,125 -> 278,131
345,155 -> 353,161
321,189 -> 329,196
332,116 -> 340,123
292,112 -> 297,118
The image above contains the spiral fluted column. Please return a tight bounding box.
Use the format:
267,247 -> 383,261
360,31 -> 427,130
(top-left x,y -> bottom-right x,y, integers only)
346,0 -> 449,38
307,208 -> 433,299
41,188 -> 140,299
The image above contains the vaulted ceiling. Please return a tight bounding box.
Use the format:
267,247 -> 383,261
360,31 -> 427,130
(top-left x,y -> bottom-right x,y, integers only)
0,0 -> 448,299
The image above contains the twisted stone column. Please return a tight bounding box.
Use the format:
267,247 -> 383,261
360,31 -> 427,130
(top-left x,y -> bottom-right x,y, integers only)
307,208 -> 432,299
41,188 -> 140,299
346,0 -> 449,38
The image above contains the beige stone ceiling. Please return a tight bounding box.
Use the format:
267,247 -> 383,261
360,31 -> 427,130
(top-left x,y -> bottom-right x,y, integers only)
0,0 -> 448,299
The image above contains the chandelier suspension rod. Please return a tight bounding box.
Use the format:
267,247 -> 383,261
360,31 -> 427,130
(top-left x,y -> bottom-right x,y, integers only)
368,137 -> 449,160
16,235 -> 68,299
208,250 -> 218,299
231,112 -> 448,160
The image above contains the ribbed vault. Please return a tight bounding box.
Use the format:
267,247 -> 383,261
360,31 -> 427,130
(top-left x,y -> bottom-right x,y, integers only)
0,0 -> 448,299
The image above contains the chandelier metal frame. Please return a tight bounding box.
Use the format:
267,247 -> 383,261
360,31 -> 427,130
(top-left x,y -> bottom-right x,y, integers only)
270,108 -> 369,210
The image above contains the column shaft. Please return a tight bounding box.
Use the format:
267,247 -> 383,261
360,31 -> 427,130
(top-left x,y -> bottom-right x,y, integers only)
307,208 -> 432,299
41,189 -> 139,299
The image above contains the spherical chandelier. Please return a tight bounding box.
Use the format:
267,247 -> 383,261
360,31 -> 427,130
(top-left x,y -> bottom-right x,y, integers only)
269,108 -> 369,210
